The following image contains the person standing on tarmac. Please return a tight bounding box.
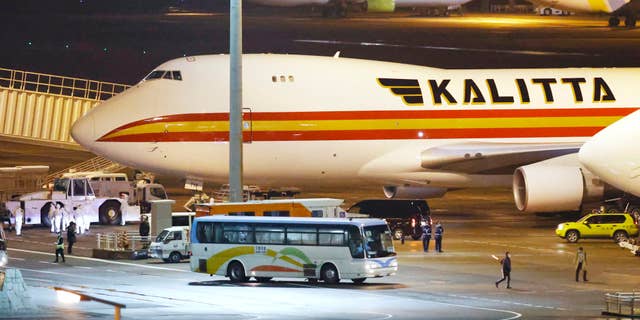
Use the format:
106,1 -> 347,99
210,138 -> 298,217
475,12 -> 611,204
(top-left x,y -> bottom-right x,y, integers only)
54,232 -> 65,263
494,251 -> 512,289
67,222 -> 76,254
434,221 -> 444,252
575,247 -> 588,282
14,206 -> 24,236
422,222 -> 432,252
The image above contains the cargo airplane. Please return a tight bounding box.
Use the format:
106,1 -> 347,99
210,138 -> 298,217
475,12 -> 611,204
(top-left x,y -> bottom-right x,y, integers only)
249,0 -> 469,17
71,54 -> 640,213
530,0 -> 639,27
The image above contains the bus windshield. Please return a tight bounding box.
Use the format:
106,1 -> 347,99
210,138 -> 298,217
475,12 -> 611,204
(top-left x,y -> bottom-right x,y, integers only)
364,225 -> 395,258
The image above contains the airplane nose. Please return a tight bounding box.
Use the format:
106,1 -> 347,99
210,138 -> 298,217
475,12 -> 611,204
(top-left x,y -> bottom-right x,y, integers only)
71,113 -> 95,151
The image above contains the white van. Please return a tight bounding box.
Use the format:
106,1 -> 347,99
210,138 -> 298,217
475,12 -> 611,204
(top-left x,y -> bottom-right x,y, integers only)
148,226 -> 190,263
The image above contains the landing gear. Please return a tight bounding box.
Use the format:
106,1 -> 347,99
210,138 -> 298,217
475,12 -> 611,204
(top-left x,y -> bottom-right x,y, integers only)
625,14 -> 637,28
322,0 -> 348,18
609,16 -> 620,26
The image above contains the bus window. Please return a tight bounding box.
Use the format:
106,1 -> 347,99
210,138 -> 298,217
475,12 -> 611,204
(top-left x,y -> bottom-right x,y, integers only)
264,210 -> 290,217
311,210 -> 323,217
228,212 -> 255,216
222,223 -> 253,243
286,226 -> 316,245
318,227 -> 345,246
196,222 -> 215,243
255,225 -> 284,244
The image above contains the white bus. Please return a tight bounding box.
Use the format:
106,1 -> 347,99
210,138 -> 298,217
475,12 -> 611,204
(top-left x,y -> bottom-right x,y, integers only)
190,216 -> 397,284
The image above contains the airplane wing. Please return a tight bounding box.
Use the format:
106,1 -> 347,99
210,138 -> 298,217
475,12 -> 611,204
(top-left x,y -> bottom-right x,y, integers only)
420,142 -> 582,174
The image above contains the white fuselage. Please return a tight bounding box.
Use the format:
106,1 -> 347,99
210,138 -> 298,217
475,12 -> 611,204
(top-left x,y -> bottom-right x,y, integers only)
529,0 -> 630,13
71,54 -> 640,193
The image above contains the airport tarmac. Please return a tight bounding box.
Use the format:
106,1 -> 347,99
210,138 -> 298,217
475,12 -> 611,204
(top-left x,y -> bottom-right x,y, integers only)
3,189 -> 638,319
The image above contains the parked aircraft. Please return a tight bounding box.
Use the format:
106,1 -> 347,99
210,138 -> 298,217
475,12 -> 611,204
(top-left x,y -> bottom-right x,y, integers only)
530,0 -> 638,27
579,109 -> 640,198
249,0 -> 469,17
71,54 -> 640,213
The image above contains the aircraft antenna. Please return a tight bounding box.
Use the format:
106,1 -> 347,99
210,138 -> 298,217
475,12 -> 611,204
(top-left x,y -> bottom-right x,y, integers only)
333,51 -> 341,58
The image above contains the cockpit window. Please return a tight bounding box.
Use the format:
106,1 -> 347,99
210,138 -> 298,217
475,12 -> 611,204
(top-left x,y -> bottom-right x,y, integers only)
144,70 -> 183,81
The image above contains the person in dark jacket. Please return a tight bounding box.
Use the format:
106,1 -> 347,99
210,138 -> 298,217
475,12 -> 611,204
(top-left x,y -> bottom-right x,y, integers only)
422,223 -> 432,252
67,221 -> 76,254
54,233 -> 65,263
139,215 -> 150,243
495,251 -> 511,289
434,221 -> 444,252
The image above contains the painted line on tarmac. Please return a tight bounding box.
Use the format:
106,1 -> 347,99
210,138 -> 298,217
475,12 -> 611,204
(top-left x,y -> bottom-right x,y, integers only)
72,266 -> 93,270
8,248 -> 189,272
449,293 -> 566,311
294,39 -> 597,57
8,257 -> 25,261
23,277 -> 55,283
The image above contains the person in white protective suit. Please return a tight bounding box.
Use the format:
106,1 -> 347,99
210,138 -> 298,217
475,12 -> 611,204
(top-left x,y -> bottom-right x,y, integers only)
82,203 -> 91,234
14,206 -> 24,236
51,203 -> 61,233
59,205 -> 70,232
119,194 -> 129,226
74,205 -> 84,235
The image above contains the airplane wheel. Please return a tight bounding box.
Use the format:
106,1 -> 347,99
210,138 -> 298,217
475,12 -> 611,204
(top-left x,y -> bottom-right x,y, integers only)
609,16 -> 620,26
625,15 -> 637,28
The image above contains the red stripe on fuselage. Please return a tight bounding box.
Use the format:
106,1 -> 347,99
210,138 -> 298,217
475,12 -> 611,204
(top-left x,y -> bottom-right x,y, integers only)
98,127 -> 606,142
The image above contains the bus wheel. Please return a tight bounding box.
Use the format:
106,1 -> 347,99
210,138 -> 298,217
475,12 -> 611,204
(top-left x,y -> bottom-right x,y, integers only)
228,261 -> 247,282
168,252 -> 181,263
255,277 -> 272,283
352,278 -> 366,284
321,264 -> 340,284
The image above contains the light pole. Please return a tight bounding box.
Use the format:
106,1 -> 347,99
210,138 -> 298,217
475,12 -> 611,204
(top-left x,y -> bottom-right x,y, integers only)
229,0 -> 244,202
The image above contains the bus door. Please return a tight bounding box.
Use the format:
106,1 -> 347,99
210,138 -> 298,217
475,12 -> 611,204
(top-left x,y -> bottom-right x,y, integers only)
243,108 -> 252,143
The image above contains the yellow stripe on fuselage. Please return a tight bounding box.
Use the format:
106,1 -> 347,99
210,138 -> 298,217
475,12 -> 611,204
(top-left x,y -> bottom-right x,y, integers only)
103,116 -> 622,139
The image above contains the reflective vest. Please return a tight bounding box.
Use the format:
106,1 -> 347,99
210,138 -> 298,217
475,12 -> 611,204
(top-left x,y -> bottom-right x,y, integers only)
56,236 -> 64,249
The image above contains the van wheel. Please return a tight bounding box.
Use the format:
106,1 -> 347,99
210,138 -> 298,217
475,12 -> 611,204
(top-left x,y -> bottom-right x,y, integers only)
255,277 -> 272,283
392,228 -> 403,240
566,230 -> 580,243
613,230 -> 628,243
321,263 -> 340,284
228,261 -> 247,282
99,201 -> 121,225
352,278 -> 366,284
169,252 -> 181,263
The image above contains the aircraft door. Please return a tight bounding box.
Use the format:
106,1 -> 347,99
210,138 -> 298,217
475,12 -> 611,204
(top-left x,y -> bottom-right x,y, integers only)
243,108 -> 253,143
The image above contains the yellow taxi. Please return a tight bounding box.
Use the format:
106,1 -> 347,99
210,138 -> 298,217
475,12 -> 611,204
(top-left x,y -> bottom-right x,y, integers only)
556,213 -> 639,243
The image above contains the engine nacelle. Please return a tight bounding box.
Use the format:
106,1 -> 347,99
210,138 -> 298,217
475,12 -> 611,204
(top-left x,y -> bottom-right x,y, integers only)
366,0 -> 395,12
513,165 -> 587,212
383,185 -> 447,199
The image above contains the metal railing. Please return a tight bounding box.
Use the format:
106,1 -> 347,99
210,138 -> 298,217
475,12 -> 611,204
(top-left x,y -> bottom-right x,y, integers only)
604,292 -> 640,317
44,156 -> 126,186
0,67 -> 130,101
96,232 -> 153,252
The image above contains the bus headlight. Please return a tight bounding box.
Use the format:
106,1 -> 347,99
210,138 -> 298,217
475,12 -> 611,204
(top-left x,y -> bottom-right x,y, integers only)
365,261 -> 378,270
390,259 -> 398,268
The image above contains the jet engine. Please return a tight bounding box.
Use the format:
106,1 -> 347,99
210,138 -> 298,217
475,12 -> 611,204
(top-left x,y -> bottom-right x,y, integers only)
383,185 -> 447,199
513,164 -> 605,213
366,0 -> 395,12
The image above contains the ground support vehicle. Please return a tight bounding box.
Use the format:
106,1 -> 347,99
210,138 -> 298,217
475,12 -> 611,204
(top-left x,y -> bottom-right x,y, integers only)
195,198 -> 348,218
148,226 -> 190,263
63,172 -> 168,214
619,240 -> 640,256
4,176 -> 139,226
347,199 -> 431,240
190,216 -> 397,284
556,213 -> 639,243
